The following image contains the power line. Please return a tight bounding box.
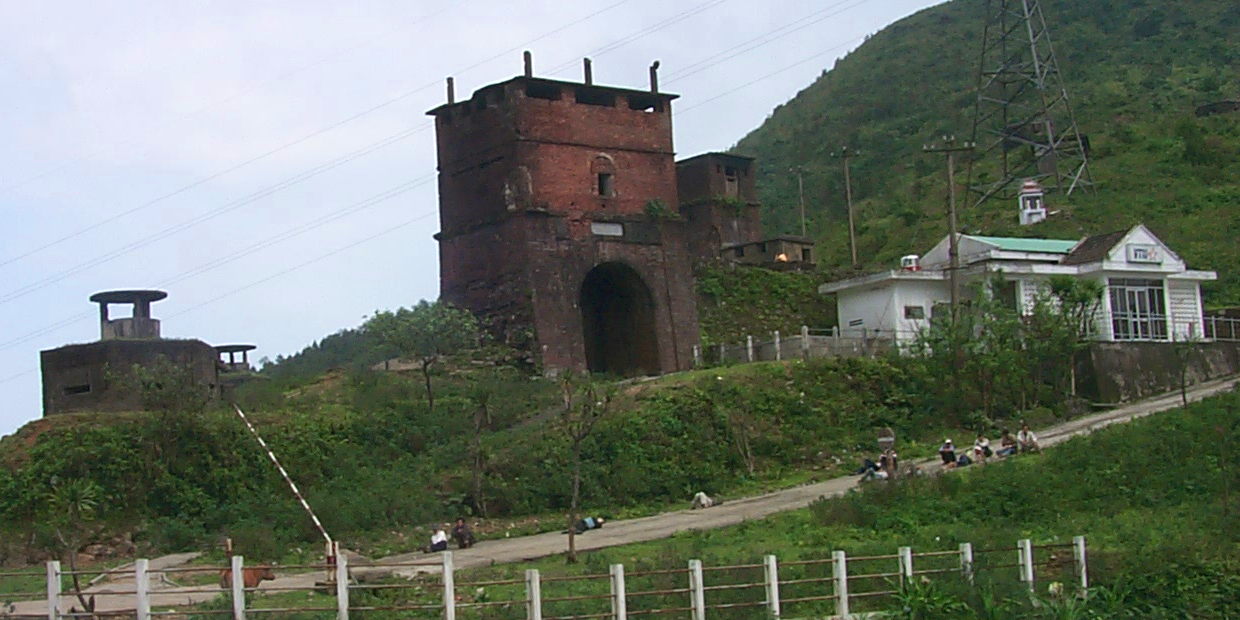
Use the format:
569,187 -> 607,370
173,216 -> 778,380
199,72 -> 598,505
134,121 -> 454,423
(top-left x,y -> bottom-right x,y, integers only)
0,6 -> 453,197
0,0 -> 634,269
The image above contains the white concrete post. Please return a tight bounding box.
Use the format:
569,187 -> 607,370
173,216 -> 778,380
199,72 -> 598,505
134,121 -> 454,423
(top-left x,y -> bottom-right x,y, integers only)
774,330 -> 782,361
443,551 -> 456,620
763,554 -> 780,618
46,560 -> 60,620
746,335 -> 754,362
135,558 -> 151,620
525,569 -> 542,620
231,555 -> 246,620
610,564 -> 627,620
801,325 -> 810,359
833,551 -> 849,618
1018,539 -> 1035,592
898,547 -> 913,587
1073,536 -> 1088,594
959,543 -> 974,584
688,560 -> 705,620
335,551 -> 349,620
692,344 -> 701,367
718,343 -> 725,363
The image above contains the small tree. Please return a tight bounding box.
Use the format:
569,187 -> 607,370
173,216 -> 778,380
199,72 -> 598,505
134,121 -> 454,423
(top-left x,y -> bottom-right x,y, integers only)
363,301 -> 480,411
559,373 -> 614,563
42,478 -> 105,617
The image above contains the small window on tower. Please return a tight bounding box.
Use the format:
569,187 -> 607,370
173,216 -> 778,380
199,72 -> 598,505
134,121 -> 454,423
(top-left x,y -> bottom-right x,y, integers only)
598,173 -> 614,197
724,166 -> 739,197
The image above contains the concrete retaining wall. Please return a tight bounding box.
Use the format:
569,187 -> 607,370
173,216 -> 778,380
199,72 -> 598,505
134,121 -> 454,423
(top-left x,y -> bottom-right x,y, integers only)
1075,341 -> 1240,403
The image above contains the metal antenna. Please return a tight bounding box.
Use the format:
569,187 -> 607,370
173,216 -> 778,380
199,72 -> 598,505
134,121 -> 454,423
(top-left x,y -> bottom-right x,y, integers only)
967,0 -> 1092,207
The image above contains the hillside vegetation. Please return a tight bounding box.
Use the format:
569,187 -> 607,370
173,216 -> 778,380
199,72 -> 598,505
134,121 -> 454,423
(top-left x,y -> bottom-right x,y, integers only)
736,0 -> 1240,304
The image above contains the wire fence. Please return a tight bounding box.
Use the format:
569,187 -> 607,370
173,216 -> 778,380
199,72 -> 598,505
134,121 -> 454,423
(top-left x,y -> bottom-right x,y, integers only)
8,535 -> 1089,619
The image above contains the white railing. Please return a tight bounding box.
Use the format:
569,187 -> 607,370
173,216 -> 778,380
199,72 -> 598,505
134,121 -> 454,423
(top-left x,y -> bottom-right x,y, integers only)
8,535 -> 1090,619
692,326 -> 898,367
1204,315 -> 1240,342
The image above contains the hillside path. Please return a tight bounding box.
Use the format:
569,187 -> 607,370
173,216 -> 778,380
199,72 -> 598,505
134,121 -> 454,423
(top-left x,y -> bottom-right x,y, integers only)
12,375 -> 1237,615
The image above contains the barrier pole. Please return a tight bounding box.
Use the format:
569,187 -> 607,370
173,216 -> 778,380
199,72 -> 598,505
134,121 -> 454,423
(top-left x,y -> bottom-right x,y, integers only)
135,559 -> 150,620
774,330 -> 782,361
46,560 -> 60,620
1018,539 -> 1035,592
525,569 -> 542,620
763,554 -> 781,618
746,336 -> 754,362
335,552 -> 349,620
801,325 -> 810,359
959,543 -> 974,584
443,552 -> 456,620
610,564 -> 627,620
898,547 -> 913,587
688,560 -> 705,620
833,551 -> 849,618
1073,536 -> 1088,594
231,555 -> 246,620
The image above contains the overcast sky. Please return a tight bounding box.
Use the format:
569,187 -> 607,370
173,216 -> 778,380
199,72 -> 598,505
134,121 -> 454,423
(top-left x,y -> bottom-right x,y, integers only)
0,0 -> 944,435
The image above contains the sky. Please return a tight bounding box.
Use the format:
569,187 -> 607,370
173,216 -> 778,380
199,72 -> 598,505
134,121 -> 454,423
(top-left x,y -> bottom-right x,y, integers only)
0,0 -> 945,436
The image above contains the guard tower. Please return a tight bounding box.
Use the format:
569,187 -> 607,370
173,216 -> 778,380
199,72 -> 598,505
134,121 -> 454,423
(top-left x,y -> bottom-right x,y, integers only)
429,54 -> 700,376
40,290 -> 220,416
91,289 -> 166,340
676,153 -> 763,263
216,344 -> 257,373
1018,179 -> 1047,225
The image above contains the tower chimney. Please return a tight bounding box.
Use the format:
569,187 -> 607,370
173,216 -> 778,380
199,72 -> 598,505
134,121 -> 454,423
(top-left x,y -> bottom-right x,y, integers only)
523,50 -> 533,77
446,77 -> 455,105
583,58 -> 593,85
649,60 -> 660,93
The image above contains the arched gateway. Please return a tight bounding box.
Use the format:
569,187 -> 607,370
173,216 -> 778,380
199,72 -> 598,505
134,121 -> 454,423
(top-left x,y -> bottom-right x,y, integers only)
579,262 -> 660,376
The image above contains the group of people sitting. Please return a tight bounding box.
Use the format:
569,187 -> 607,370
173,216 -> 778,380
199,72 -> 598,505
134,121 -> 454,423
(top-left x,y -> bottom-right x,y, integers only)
856,447 -> 900,482
940,423 -> 1040,469
426,518 -> 475,553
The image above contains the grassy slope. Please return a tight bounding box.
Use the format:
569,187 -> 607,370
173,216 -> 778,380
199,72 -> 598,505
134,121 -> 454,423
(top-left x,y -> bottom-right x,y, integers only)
382,389 -> 1240,619
735,0 -> 1240,305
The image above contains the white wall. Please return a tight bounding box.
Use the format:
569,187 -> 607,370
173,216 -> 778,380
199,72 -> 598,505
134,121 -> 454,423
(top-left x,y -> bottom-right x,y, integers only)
1167,279 -> 1204,340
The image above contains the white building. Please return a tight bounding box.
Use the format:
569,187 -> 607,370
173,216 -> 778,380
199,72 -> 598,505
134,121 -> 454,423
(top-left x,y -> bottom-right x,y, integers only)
819,224 -> 1217,343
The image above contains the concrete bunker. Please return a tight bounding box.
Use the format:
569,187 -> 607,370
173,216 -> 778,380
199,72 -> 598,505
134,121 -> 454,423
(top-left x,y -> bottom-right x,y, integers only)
579,262 -> 660,376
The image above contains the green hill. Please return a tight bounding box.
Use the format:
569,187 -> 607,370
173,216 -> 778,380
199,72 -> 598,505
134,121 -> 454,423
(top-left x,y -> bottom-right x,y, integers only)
735,0 -> 1240,304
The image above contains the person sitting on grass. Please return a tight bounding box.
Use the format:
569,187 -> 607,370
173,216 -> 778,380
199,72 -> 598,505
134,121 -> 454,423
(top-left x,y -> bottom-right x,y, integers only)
997,430 -> 1018,457
974,433 -> 993,459
939,439 -> 957,469
427,525 -> 449,553
691,491 -> 720,509
956,451 -> 973,467
1017,423 -> 1041,453
452,518 -> 475,549
880,448 -> 899,479
855,457 -> 881,476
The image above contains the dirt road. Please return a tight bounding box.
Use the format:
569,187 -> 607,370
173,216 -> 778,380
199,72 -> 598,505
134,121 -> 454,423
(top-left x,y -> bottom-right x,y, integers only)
13,375 -> 1236,615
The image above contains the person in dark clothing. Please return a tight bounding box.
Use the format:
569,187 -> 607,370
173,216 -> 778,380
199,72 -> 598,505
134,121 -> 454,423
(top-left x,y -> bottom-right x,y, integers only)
452,518 -> 475,549
567,516 -> 606,534
939,439 -> 957,469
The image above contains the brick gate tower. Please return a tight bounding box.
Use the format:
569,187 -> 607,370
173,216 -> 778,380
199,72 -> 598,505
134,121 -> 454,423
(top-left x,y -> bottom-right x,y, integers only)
428,55 -> 700,376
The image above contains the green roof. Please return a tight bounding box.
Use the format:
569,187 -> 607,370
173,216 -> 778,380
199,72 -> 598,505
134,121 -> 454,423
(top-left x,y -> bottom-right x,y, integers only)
966,235 -> 1079,254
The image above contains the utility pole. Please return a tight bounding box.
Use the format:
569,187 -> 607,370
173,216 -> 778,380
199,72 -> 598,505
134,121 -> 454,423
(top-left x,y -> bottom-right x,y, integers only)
790,166 -> 807,237
832,148 -> 860,268
923,136 -> 975,319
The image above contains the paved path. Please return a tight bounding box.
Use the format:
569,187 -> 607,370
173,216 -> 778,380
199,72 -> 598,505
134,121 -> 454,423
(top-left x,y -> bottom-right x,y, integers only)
11,375 -> 1236,615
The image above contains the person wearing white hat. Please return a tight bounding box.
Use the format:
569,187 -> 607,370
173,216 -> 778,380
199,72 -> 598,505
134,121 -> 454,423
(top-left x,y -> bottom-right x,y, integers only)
939,439 -> 957,469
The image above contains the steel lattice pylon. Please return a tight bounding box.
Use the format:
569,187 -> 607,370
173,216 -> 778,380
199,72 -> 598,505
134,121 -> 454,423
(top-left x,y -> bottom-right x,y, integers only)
967,0 -> 1092,207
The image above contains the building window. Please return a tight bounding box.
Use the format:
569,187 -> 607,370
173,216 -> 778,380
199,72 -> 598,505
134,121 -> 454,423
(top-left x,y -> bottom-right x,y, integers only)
801,248 -> 812,262
724,166 -> 739,197
597,173 -> 614,197
64,384 -> 91,395
734,246 -> 744,258
904,306 -> 925,320
1109,278 -> 1168,340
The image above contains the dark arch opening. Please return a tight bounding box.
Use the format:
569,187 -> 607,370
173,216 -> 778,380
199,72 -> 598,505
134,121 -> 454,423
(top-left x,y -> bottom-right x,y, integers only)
580,262 -> 660,376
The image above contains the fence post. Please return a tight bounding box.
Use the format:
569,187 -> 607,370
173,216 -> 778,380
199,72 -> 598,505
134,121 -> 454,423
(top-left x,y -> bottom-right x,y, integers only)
746,335 -> 754,362
692,344 -> 701,367
335,551 -> 349,620
610,563 -> 627,620
688,559 -> 705,620
443,551 -> 456,620
898,547 -> 913,587
800,325 -> 810,360
46,560 -> 60,620
833,550 -> 849,618
763,554 -> 780,618
959,543 -> 974,585
231,555 -> 246,620
774,330 -> 782,361
718,343 -> 725,363
525,569 -> 542,620
1018,539 -> 1034,592
135,558 -> 151,620
1073,536 -> 1088,594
